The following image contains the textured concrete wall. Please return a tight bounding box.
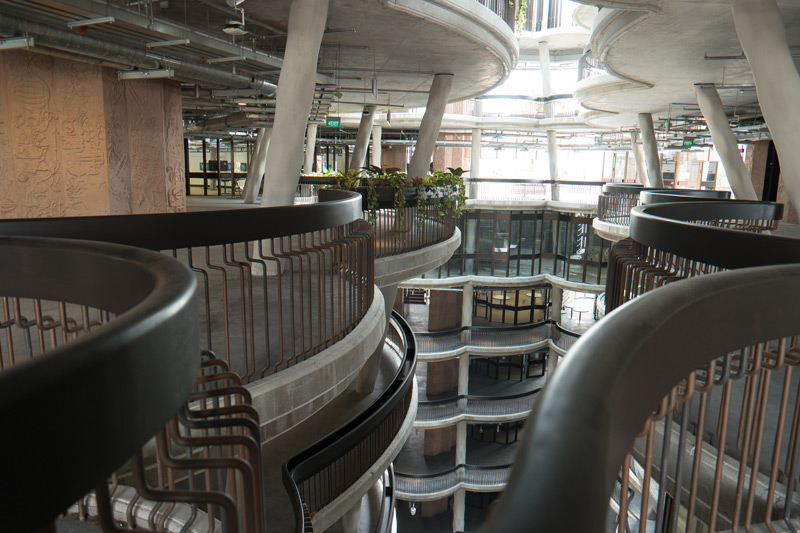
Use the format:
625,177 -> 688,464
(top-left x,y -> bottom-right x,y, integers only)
0,50 -> 185,218
426,359 -> 458,396
381,145 -> 407,171
428,289 -> 462,332
433,134 -> 469,172
424,426 -> 457,457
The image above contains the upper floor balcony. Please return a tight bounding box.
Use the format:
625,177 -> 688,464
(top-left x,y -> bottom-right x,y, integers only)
483,195 -> 800,532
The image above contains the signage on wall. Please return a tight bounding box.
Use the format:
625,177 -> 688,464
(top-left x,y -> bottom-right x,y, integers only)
326,118 -> 341,128
682,138 -> 694,147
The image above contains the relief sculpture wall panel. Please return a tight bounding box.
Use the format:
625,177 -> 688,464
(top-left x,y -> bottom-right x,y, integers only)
0,51 -> 186,218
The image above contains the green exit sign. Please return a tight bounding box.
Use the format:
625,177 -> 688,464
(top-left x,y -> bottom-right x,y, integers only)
326,118 -> 340,128
682,138 -> 694,147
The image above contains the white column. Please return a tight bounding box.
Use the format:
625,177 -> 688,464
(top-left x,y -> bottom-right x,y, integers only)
304,123 -> 318,175
694,84 -> 757,200
540,41 -> 559,200
731,0 -> 800,210
242,127 -> 272,203
471,128 -> 482,179
550,286 -> 562,324
638,113 -> 664,188
460,282 -> 473,346
371,124 -> 382,167
261,0 -> 329,207
629,132 -> 647,186
453,488 -> 466,533
408,74 -> 454,180
350,105 -> 377,170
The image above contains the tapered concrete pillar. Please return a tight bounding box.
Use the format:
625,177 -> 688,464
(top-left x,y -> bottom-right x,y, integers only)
243,127 -> 272,203
371,124 -> 382,167
408,74 -> 454,180
304,123 -> 318,174
694,84 -> 757,200
629,132 -> 647,185
638,113 -> 664,188
730,0 -> 800,210
350,105 -> 377,170
471,128 -> 482,179
539,41 -> 552,96
261,0 -> 329,207
547,130 -> 560,200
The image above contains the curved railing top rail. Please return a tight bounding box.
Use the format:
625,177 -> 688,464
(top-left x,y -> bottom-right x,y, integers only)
283,310 -> 417,532
601,184 -> 731,199
415,320 -> 579,339
0,236 -> 198,530
639,190 -> 734,205
0,190 -> 362,250
468,178 -> 605,186
419,387 -> 542,406
396,463 -> 512,480
630,200 -> 796,269
482,262 -> 800,532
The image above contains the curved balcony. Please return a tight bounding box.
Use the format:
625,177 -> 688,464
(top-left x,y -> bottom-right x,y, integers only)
466,178 -> 603,208
284,311 -> 418,532
0,191 -> 384,441
396,464 -> 511,501
415,321 -> 579,361
415,388 -> 541,428
484,198 -> 800,533
594,183 -> 732,242
0,236 -> 261,532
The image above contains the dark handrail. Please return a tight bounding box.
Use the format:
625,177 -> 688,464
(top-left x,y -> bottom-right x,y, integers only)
0,236 -> 198,531
601,183 -> 731,199
467,178 -> 605,186
415,320 -> 579,339
396,463 -> 512,480
283,310 -> 418,532
419,387 -> 542,406
0,189 -> 362,250
640,190 -> 736,205
630,200 -> 796,269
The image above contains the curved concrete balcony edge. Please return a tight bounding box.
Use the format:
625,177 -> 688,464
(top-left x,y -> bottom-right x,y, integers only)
375,228 -> 461,288
400,273 -> 605,294
591,8 -> 653,87
414,410 -> 530,429
467,198 -> 597,214
396,481 -> 507,502
246,289 -> 387,443
593,218 -> 630,242
384,0 -> 518,98
418,339 -> 555,362
312,380 -> 419,532
577,1 -> 661,13
574,73 -> 643,117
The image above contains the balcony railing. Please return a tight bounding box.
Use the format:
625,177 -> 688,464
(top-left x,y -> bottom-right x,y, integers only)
597,184 -> 731,227
284,311 -> 417,532
483,198 -> 800,533
466,178 -> 603,205
0,190 -> 372,383
396,464 -> 511,499
416,388 -> 542,425
578,49 -> 606,82
0,236 -> 261,532
415,321 -> 579,358
296,181 -> 458,259
478,94 -> 582,120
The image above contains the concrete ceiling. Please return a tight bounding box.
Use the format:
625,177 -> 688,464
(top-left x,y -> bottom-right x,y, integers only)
572,0 -> 800,142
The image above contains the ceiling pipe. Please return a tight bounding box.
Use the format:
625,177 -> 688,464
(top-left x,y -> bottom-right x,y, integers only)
0,15 -> 276,95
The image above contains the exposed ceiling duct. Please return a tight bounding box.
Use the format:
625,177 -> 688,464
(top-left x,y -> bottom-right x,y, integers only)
0,14 -> 276,95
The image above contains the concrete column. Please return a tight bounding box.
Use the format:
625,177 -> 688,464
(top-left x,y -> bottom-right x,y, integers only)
408,74 -> 454,180
304,123 -> 318,175
629,132 -> 648,186
371,124 -> 382,167
350,105 -> 377,170
471,128 -> 482,179
731,0 -> 800,212
547,130 -> 560,200
453,488 -> 466,533
550,286 -> 562,324
694,84 -> 757,200
243,127 -> 272,203
260,0 -> 329,207
638,113 -> 664,188
539,41 -> 552,97
356,283 -> 396,394
460,281 -> 473,346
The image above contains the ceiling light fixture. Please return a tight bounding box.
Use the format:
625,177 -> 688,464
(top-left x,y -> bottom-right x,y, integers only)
0,36 -> 34,50
146,38 -> 191,48
118,68 -> 175,80
66,16 -> 115,28
223,7 -> 247,36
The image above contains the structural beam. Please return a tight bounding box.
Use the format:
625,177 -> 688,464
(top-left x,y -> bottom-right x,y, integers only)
694,84 -> 757,200
637,113 -> 663,188
261,0 -> 329,207
731,0 -> 800,210
408,74 -> 454,180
